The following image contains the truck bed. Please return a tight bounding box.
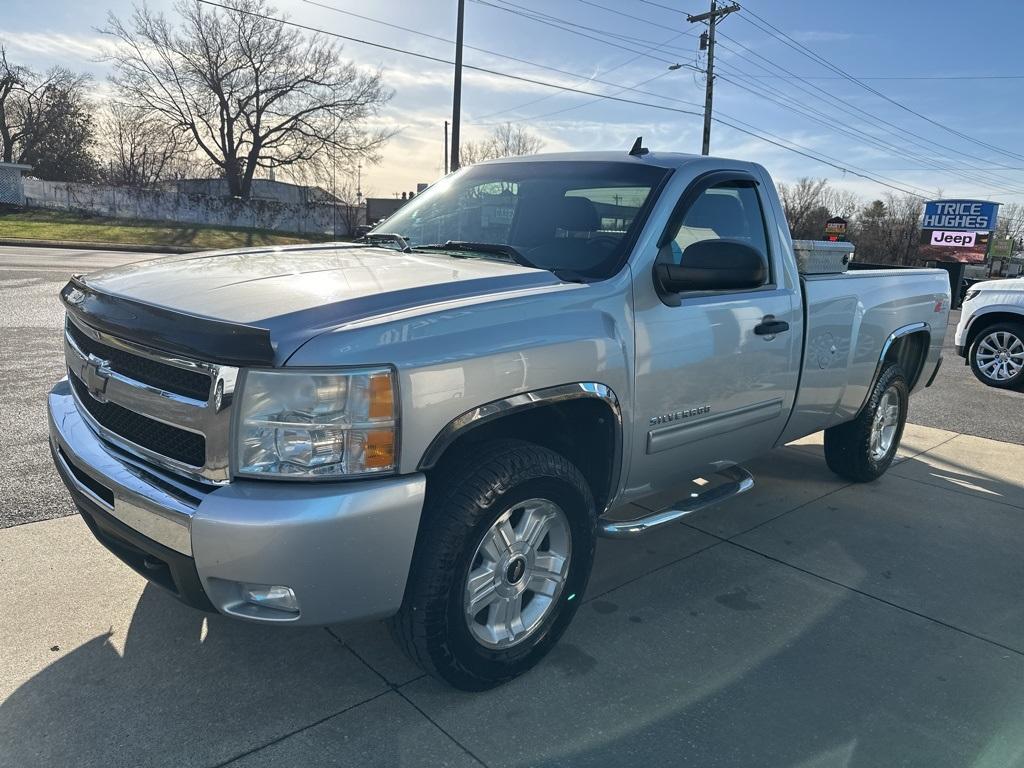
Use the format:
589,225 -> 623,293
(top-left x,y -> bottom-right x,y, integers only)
778,268 -> 951,445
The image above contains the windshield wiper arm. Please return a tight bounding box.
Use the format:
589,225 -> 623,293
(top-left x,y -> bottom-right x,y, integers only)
417,241 -> 539,269
358,232 -> 412,253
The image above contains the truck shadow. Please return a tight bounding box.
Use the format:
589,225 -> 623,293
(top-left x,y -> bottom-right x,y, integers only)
0,583 -> 384,767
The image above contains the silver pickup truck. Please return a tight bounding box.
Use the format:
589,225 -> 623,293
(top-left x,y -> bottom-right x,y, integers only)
48,150 -> 950,690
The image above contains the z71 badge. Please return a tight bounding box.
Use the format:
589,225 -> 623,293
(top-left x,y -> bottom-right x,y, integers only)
650,405 -> 711,426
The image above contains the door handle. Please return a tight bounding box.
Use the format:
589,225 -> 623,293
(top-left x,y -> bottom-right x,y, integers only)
754,316 -> 790,336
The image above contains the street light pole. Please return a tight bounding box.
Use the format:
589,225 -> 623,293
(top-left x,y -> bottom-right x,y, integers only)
687,1 -> 740,156
450,0 -> 466,172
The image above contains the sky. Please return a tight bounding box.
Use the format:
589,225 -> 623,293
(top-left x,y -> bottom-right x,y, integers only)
3,0 -> 1024,205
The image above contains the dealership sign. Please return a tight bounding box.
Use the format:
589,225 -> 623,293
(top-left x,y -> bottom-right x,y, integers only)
922,200 -> 999,231
919,199 -> 1000,265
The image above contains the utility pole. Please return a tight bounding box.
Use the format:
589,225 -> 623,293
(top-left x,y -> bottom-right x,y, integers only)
444,120 -> 449,175
687,1 -> 740,155
450,0 -> 466,171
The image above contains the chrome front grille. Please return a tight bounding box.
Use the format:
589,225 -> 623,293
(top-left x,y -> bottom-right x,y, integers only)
64,315 -> 238,483
65,320 -> 212,401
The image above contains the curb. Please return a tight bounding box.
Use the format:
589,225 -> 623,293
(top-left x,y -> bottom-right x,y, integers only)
0,238 -> 195,254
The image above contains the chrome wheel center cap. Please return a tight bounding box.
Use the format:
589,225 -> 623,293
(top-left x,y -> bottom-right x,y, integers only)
505,556 -> 527,585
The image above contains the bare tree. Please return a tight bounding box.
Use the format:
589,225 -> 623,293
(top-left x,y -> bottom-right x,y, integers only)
0,46 -> 30,163
330,179 -> 364,237
823,187 -> 861,220
778,177 -> 867,240
0,46 -> 97,179
993,203 -> 1024,256
100,0 -> 393,198
460,122 -> 544,165
98,102 -> 190,186
850,193 -> 923,265
777,177 -> 830,240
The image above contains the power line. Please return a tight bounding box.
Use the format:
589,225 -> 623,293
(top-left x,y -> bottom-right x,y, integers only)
443,0 -> 1022,194
299,0 -> 702,125
299,0 -> 696,95
570,0 -> 699,37
713,61 -> 1024,196
736,73 -> 1024,81
636,0 -> 693,13
713,33 -> 1024,181
735,2 -> 1024,164
470,0 -> 688,62
462,0 -> 1024,195
473,30 -> 694,123
196,0 -> 940,198
480,68 -> 685,126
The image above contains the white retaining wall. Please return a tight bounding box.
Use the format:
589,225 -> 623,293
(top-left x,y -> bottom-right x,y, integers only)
23,179 -> 360,236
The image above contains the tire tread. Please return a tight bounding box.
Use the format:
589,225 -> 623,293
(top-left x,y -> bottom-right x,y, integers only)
388,439 -> 595,689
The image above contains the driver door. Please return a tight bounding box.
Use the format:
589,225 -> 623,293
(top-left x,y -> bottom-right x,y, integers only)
624,170 -> 801,501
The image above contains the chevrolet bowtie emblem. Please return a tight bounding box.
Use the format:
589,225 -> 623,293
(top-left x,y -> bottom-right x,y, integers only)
81,353 -> 112,402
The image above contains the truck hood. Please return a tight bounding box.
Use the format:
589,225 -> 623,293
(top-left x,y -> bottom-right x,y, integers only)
74,244 -> 564,364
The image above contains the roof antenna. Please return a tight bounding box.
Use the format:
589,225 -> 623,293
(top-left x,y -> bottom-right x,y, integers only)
628,136 -> 649,157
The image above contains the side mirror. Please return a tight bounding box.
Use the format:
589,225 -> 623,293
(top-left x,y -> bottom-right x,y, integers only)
654,239 -> 767,305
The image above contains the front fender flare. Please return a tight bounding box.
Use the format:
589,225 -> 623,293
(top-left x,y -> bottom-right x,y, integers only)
417,382 -> 624,507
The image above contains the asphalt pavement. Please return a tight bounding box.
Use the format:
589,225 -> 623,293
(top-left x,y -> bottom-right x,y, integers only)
909,308 -> 1024,443
1,246 -> 159,529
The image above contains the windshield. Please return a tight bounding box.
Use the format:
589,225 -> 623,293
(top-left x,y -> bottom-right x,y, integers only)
373,160 -> 671,278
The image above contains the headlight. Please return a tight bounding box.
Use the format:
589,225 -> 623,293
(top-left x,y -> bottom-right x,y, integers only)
235,368 -> 397,478
963,289 -> 981,303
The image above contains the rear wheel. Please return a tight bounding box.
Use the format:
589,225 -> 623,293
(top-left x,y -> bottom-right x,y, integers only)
969,323 -> 1024,389
824,362 -> 908,482
389,440 -> 596,690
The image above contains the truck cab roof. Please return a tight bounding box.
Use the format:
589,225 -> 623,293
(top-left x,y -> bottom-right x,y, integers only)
474,150 -> 762,174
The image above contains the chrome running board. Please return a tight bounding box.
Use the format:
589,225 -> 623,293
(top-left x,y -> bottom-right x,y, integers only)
598,466 -> 755,539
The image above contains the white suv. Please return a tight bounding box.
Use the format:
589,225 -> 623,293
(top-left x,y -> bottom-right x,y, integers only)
956,277 -> 1024,388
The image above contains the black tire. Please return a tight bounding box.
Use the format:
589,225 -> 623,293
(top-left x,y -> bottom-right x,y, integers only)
969,322 -> 1024,390
389,439 -> 597,691
824,362 -> 908,482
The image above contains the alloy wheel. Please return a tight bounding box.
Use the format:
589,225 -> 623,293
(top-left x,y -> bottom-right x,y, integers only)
464,498 -> 572,649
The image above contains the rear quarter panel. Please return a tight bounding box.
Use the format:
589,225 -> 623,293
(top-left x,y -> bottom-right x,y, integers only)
778,268 -> 950,444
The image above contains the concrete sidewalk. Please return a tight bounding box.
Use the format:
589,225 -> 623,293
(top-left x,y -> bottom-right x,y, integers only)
3,424 -> 1024,768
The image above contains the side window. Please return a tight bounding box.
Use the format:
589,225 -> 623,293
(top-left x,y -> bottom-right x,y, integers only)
665,182 -> 770,280
564,186 -> 651,236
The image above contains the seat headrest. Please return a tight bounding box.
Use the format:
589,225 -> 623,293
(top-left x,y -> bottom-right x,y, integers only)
684,192 -> 746,239
558,196 -> 600,232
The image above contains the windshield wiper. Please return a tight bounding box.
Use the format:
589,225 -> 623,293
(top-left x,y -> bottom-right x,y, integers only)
357,232 -> 412,253
417,241 -> 539,269
417,241 -> 590,283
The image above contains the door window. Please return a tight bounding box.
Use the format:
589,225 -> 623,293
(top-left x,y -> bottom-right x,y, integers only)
664,182 -> 770,282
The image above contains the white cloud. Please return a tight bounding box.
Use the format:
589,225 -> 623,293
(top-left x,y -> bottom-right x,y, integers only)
0,29 -> 106,64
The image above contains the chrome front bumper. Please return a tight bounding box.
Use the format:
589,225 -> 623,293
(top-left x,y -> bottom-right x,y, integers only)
48,379 -> 426,625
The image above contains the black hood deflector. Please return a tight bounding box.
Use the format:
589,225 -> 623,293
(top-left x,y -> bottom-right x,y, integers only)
61,275 -> 276,367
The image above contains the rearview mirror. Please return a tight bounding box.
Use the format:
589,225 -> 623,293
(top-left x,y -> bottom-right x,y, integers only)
654,239 -> 767,305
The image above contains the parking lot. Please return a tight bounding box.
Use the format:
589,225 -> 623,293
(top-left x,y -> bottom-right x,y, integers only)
3,246 -> 1024,767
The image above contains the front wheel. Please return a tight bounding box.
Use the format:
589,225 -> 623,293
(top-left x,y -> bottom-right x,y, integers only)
389,440 -> 596,690
824,362 -> 909,482
969,323 -> 1024,389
